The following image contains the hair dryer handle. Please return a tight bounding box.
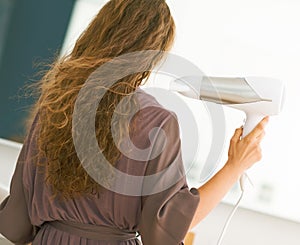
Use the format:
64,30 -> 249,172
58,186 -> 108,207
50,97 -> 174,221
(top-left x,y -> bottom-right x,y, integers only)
242,114 -> 265,138
240,114 -> 265,191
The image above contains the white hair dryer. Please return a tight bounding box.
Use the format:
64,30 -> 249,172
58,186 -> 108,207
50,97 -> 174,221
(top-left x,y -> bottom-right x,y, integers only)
170,76 -> 285,138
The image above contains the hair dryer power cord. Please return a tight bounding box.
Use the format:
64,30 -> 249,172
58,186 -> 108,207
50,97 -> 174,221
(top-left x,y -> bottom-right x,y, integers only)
216,173 -> 252,245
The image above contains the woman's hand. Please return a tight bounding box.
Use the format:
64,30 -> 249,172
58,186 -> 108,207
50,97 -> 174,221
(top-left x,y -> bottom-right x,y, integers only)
189,116 -> 269,229
226,116 -> 269,174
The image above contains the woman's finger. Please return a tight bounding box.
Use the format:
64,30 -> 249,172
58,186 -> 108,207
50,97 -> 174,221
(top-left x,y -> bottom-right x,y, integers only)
255,130 -> 266,143
231,127 -> 243,143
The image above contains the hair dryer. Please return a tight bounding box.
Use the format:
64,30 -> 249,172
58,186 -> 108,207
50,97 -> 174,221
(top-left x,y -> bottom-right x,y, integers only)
170,75 -> 285,191
170,76 -> 285,138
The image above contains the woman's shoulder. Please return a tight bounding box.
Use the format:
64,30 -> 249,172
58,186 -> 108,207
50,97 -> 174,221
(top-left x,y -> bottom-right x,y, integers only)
135,87 -> 177,125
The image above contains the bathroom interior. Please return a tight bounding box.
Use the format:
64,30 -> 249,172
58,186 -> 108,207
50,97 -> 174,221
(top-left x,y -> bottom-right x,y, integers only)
1,0 -> 300,244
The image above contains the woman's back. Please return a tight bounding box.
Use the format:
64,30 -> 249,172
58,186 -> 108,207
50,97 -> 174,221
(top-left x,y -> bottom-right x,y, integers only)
20,89 -> 199,244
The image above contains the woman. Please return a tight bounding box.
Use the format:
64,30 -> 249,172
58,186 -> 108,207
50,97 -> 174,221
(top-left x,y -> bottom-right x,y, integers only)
0,0 -> 268,244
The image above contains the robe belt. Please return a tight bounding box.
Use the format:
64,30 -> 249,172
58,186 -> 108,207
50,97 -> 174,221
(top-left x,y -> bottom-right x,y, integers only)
48,220 -> 137,241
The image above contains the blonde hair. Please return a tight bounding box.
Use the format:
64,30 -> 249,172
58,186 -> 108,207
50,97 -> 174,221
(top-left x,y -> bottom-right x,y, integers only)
30,0 -> 175,198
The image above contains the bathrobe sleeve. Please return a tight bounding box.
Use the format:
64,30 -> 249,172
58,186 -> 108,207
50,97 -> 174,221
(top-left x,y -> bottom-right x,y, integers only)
0,121 -> 38,244
138,112 -> 200,245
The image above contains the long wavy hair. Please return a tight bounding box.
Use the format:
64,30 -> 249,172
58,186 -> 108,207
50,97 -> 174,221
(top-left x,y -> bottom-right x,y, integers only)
29,0 -> 175,198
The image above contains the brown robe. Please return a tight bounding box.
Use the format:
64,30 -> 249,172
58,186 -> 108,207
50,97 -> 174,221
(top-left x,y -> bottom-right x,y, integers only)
0,89 -> 200,245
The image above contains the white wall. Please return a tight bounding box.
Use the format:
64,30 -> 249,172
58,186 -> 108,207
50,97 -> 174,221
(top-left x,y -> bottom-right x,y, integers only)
193,202 -> 300,245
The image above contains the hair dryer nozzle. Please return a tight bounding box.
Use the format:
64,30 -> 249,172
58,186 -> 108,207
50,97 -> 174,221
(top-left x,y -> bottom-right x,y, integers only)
170,76 -> 272,104
169,76 -> 201,99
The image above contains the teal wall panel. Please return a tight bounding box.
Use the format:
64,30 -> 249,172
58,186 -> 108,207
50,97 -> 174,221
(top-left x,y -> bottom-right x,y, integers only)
0,0 -> 75,141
